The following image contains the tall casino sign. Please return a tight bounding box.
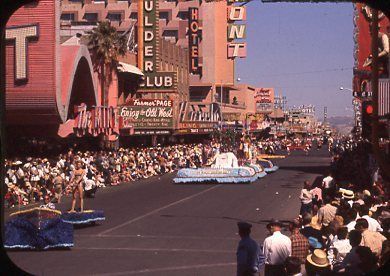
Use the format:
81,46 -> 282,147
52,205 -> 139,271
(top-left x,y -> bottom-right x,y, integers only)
227,0 -> 247,58
139,0 -> 177,92
189,7 -> 201,74
353,4 -> 389,97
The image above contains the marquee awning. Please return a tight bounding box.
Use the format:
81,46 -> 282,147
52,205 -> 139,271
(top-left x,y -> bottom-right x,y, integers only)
117,62 -> 144,76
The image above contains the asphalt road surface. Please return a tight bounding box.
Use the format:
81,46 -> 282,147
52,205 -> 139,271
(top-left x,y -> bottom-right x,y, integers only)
6,148 -> 331,276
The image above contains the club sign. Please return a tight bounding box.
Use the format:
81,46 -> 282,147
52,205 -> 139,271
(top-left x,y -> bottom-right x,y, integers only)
139,0 -> 177,92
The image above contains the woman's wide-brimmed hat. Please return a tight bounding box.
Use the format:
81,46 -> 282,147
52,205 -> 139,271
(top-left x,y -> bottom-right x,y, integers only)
307,249 -> 329,267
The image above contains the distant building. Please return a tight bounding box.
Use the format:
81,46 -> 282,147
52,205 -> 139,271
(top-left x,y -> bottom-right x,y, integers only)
287,105 -> 316,135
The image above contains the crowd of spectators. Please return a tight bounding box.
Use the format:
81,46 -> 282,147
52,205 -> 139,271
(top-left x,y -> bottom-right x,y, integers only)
4,142 -> 223,208
330,137 -> 378,190
239,174 -> 389,275
4,135 -> 316,209
236,136 -> 389,275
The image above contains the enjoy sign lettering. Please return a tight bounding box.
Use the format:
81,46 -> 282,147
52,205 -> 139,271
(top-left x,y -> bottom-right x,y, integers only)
119,99 -> 174,129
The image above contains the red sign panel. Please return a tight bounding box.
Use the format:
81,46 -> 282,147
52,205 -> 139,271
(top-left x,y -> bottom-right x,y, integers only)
5,0 -> 61,124
353,4 -> 390,93
255,88 -> 275,113
74,104 -> 118,137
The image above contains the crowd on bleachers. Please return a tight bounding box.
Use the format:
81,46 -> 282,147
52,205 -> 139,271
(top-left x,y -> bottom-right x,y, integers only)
236,136 -> 389,275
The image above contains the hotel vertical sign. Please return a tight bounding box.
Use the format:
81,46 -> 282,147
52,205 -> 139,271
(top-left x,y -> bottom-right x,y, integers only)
139,0 -> 176,92
189,8 -> 201,75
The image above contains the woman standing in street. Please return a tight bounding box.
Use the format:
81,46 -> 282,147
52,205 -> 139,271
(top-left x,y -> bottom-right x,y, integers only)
69,160 -> 85,212
300,180 -> 313,216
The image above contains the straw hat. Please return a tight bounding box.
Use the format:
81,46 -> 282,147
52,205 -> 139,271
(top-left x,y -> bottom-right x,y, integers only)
363,190 -> 371,197
307,249 -> 329,267
342,189 -> 355,199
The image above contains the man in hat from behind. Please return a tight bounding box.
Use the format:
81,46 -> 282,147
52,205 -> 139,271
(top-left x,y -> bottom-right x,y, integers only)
305,249 -> 331,275
263,219 -> 291,276
236,221 -> 262,276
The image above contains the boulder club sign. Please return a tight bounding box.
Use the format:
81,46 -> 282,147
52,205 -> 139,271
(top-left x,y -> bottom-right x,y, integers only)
139,0 -> 177,92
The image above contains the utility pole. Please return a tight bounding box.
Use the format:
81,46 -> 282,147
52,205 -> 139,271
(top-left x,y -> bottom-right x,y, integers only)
323,106 -> 327,127
370,9 -> 390,179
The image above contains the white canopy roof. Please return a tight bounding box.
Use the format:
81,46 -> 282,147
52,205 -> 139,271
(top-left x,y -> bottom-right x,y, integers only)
117,62 -> 144,76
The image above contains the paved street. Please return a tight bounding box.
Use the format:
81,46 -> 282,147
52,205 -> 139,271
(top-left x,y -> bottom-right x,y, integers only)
7,148 -> 331,276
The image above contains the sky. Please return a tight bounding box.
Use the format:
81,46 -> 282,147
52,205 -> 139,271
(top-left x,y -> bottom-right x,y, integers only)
235,2 -> 355,118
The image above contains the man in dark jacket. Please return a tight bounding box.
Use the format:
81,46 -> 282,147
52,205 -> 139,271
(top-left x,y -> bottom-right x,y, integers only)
236,221 -> 262,276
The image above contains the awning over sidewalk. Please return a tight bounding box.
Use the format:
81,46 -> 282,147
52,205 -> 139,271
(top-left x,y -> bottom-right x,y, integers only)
117,62 -> 144,76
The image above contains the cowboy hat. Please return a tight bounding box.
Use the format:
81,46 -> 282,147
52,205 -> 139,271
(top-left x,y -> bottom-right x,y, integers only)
307,249 -> 329,267
266,219 -> 283,229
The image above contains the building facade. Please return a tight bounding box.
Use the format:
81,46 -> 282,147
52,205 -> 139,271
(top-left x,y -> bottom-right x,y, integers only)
5,0 -> 134,149
353,3 -> 389,137
60,0 -> 252,139
5,0 -> 261,147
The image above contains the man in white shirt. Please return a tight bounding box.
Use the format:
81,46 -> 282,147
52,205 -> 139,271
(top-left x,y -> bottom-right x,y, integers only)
322,174 -> 334,197
328,227 -> 352,265
263,219 -> 291,276
345,209 -> 358,232
359,205 -> 383,232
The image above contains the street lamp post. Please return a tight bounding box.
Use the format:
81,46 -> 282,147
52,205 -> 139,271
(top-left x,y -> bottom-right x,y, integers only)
339,86 -> 353,92
219,81 -> 223,131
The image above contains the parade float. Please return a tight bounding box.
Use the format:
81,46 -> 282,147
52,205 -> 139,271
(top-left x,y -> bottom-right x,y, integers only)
256,157 -> 279,173
4,208 -> 74,250
173,152 -> 266,184
4,206 -> 105,250
61,210 -> 105,225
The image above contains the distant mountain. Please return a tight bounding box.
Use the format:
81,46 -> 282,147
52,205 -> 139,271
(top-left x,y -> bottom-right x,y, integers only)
325,116 -> 354,135
327,116 -> 354,127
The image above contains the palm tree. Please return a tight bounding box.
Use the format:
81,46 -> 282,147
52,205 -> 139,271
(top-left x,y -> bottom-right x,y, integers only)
85,21 -> 127,106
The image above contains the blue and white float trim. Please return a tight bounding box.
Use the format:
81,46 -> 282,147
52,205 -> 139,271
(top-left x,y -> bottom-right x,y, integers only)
4,243 -> 74,250
61,210 -> 105,224
173,167 -> 259,184
264,166 -> 279,173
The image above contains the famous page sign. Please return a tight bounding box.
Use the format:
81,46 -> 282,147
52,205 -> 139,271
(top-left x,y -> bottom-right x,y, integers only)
119,99 -> 173,129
